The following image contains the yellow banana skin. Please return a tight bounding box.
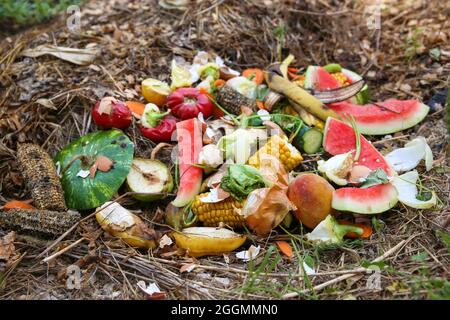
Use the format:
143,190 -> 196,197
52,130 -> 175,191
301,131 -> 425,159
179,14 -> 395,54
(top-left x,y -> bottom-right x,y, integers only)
172,227 -> 246,257
265,71 -> 339,121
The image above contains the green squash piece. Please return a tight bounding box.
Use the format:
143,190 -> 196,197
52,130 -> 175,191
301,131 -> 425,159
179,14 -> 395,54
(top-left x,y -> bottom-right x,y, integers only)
54,129 -> 134,210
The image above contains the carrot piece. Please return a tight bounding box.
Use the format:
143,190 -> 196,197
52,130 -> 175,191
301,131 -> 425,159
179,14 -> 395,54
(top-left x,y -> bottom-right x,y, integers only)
276,241 -> 293,258
339,220 -> 373,239
125,101 -> 145,117
288,72 -> 302,81
288,67 -> 299,73
256,100 -> 266,110
3,200 -> 34,210
242,68 -> 264,85
213,79 -> 226,88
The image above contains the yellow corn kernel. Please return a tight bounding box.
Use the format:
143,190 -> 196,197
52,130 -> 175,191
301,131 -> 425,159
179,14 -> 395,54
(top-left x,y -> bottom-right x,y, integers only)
332,72 -> 350,86
248,135 -> 303,172
191,193 -> 245,228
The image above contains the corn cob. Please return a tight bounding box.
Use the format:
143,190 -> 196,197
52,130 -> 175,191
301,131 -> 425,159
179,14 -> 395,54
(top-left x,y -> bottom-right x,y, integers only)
191,193 -> 245,228
17,144 -> 67,211
0,209 -> 80,237
215,85 -> 257,115
248,135 -> 303,172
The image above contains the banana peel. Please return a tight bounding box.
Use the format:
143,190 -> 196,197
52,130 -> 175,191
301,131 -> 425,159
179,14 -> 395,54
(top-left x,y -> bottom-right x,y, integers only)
96,202 -> 158,249
289,102 -> 325,129
265,71 -> 339,121
171,227 -> 246,257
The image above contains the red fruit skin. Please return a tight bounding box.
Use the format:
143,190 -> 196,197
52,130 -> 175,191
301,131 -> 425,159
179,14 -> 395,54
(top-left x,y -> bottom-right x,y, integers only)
166,87 -> 213,120
92,99 -> 132,129
139,115 -> 178,143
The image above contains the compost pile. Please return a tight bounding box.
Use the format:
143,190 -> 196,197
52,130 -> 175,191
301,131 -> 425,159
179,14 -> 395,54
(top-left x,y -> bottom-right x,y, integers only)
0,0 -> 448,300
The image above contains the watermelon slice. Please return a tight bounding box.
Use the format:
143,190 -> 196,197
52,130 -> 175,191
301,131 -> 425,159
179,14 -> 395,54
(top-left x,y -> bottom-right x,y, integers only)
304,65 -> 370,105
328,99 -> 429,135
172,118 -> 203,207
304,66 -> 340,91
323,118 -> 394,176
332,183 -> 398,214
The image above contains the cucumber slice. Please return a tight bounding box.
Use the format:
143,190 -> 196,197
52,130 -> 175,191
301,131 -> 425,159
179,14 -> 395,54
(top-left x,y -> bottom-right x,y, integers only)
126,158 -> 173,202
301,128 -> 323,154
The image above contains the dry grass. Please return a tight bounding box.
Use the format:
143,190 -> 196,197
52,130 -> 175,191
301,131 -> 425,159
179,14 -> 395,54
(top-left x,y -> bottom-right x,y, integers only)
0,0 -> 449,300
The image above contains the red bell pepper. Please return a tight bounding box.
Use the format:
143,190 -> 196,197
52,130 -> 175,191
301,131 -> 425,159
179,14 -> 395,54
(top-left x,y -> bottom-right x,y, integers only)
166,87 -> 213,120
92,97 -> 132,129
139,104 -> 177,142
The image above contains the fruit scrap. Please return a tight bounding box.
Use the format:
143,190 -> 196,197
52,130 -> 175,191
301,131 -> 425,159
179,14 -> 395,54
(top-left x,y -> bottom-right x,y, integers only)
139,103 -> 178,143
0,208 -> 80,237
126,158 -> 173,202
171,118 -> 203,207
192,192 -> 245,228
167,87 -> 214,120
92,97 -> 132,130
96,202 -> 158,249
338,220 -> 373,239
17,143 -> 67,212
332,183 -> 398,214
265,71 -> 337,121
171,227 -> 246,257
287,173 -> 335,229
141,78 -> 171,106
54,129 -> 134,210
306,215 -> 364,244
328,99 -> 429,135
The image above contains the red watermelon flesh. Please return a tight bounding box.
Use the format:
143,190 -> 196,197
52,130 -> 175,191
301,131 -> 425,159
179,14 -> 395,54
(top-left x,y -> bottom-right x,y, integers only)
315,67 -> 340,90
323,118 -> 394,176
332,183 -> 398,214
171,118 -> 203,207
305,66 -> 341,91
328,99 -> 429,135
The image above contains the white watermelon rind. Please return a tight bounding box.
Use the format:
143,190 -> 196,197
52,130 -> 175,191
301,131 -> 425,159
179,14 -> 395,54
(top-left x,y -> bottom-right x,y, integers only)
332,183 -> 399,214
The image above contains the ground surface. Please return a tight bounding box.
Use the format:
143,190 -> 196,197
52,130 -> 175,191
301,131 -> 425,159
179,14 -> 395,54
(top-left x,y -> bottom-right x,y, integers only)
0,0 -> 449,300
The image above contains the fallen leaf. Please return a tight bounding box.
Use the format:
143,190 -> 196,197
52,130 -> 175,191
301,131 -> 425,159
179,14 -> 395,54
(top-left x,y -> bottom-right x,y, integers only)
35,98 -> 56,109
180,263 -> 197,273
236,245 -> 261,262
96,155 -> 114,172
21,45 -> 99,65
137,281 -> 166,300
0,232 -> 16,262
159,234 -> 173,249
276,241 -> 293,258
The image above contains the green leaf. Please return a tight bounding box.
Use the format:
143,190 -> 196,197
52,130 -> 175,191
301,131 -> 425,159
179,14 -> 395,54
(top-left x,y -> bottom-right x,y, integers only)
360,168 -> 389,188
429,47 -> 441,60
220,164 -> 267,201
436,230 -> 450,253
411,251 -> 429,262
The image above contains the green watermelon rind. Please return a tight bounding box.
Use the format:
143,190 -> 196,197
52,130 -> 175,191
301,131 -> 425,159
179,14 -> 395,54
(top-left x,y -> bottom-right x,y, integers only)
351,103 -> 430,135
54,129 -> 134,210
332,183 -> 399,214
